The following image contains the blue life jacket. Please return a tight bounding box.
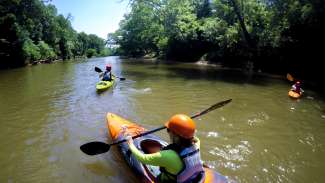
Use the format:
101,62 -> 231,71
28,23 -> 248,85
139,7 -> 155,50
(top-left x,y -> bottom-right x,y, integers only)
102,71 -> 112,81
160,143 -> 205,183
177,145 -> 205,183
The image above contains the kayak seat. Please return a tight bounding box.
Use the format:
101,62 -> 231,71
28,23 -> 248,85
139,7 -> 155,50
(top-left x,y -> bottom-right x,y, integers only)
139,139 -> 163,178
98,81 -> 107,85
140,139 -> 163,154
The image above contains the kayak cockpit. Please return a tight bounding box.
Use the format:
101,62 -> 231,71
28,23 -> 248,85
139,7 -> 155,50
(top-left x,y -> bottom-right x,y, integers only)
137,138 -> 168,180
97,81 -> 108,86
140,139 -> 164,154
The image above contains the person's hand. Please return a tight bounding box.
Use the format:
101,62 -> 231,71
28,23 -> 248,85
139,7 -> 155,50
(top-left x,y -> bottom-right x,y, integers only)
121,125 -> 133,144
125,135 -> 133,145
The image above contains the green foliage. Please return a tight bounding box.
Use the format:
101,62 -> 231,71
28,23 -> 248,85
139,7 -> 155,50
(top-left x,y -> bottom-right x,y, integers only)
196,0 -> 212,18
116,1 -> 162,57
114,0 -> 325,79
99,48 -> 116,57
87,34 -> 105,54
0,0 -> 108,68
86,48 -> 97,58
22,39 -> 41,61
157,36 -> 168,56
75,32 -> 89,56
37,41 -> 56,60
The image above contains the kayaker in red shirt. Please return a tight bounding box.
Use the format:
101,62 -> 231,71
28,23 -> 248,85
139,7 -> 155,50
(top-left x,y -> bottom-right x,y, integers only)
126,114 -> 205,183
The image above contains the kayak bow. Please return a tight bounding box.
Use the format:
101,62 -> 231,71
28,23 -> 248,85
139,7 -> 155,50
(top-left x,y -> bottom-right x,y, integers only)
288,90 -> 302,99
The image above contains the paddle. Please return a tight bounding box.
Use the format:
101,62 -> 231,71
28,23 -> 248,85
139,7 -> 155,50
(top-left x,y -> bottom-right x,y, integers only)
95,66 -> 126,80
287,73 -> 305,93
80,99 -> 232,155
95,66 -> 103,73
286,73 -> 294,82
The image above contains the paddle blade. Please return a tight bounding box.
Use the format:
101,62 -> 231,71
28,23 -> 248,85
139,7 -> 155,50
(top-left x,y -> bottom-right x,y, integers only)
287,73 -> 294,81
80,141 -> 110,155
119,77 -> 126,81
95,67 -> 103,73
191,99 -> 232,119
209,99 -> 232,111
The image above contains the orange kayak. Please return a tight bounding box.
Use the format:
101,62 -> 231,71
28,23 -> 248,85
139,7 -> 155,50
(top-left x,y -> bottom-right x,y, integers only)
288,90 -> 302,99
106,113 -> 232,183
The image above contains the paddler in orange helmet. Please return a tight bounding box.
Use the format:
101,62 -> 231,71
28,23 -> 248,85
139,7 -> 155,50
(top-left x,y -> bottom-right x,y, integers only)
126,114 -> 205,182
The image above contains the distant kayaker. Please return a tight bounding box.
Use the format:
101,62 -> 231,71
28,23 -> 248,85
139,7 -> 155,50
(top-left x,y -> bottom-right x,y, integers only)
126,114 -> 205,183
291,81 -> 304,93
101,64 -> 112,81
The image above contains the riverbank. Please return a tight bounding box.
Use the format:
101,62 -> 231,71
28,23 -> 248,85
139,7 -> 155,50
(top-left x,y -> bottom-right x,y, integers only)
27,56 -> 89,66
122,56 -> 325,96
28,59 -> 63,66
123,56 -> 286,79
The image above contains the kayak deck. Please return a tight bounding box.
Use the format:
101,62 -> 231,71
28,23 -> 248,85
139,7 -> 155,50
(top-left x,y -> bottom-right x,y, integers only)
96,76 -> 115,91
106,113 -> 232,183
288,90 -> 302,99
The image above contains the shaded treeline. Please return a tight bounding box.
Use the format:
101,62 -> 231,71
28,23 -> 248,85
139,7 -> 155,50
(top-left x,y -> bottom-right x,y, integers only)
0,0 -> 111,69
111,0 -> 325,85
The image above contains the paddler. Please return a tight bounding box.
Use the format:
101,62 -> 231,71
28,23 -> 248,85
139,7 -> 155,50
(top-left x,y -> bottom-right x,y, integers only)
291,81 -> 304,93
126,114 -> 205,183
101,64 -> 113,81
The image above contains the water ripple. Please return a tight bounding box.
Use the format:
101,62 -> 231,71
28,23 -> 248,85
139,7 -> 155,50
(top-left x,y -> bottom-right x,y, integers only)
209,141 -> 252,170
247,112 -> 269,126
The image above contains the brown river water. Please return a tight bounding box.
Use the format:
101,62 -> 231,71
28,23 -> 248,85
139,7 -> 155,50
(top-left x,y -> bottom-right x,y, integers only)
1,56 -> 325,183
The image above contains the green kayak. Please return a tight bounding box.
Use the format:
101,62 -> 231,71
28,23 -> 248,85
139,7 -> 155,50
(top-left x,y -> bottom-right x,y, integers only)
96,76 -> 115,91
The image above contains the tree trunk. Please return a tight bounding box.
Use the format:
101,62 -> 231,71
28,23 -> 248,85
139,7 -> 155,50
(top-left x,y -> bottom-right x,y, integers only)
229,0 -> 256,74
229,0 -> 254,48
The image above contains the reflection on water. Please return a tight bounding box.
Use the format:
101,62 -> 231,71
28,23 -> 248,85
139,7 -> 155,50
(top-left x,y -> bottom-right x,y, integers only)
1,56 -> 325,183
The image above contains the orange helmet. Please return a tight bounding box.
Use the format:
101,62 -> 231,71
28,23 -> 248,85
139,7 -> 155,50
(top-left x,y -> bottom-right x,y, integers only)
165,114 -> 196,139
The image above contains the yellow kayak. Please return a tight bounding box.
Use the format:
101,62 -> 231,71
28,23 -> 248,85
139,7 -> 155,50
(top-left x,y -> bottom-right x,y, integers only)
96,76 -> 115,91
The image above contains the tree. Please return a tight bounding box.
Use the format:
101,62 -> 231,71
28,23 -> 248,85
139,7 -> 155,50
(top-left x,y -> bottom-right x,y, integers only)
38,41 -> 56,60
22,39 -> 41,61
0,0 -> 108,68
86,48 -> 97,58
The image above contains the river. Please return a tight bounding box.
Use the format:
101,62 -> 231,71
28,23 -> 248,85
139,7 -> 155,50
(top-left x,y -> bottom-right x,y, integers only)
0,56 -> 325,183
